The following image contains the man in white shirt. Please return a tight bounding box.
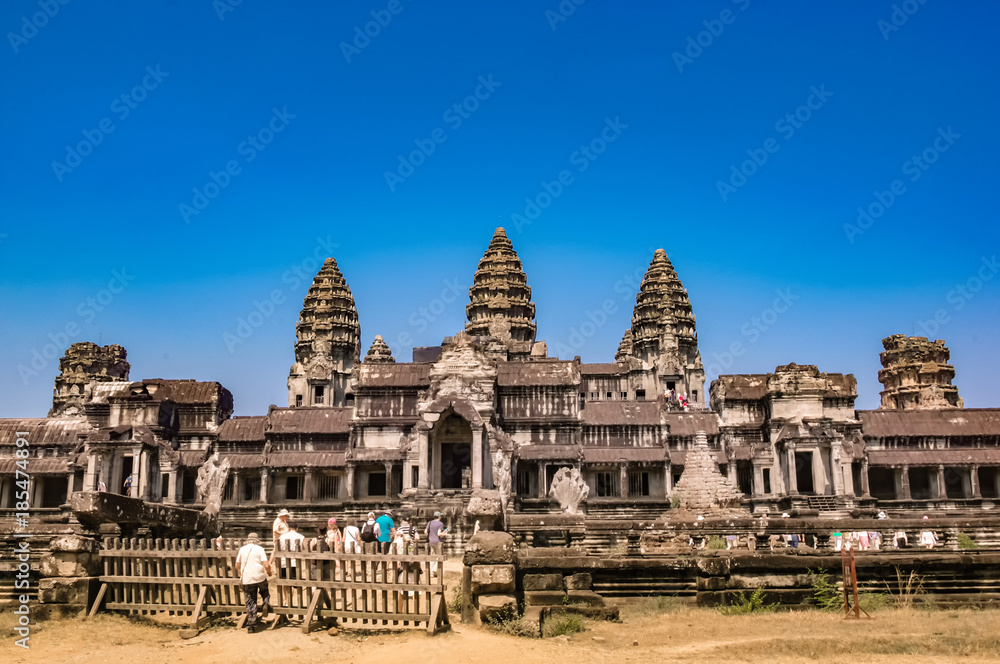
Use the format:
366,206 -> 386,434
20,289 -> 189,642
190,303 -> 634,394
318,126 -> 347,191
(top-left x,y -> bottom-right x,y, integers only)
278,521 -> 305,579
343,520 -> 362,554
235,532 -> 273,634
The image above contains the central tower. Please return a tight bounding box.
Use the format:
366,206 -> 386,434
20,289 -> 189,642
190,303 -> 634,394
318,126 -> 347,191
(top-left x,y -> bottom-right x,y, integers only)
465,227 -> 536,344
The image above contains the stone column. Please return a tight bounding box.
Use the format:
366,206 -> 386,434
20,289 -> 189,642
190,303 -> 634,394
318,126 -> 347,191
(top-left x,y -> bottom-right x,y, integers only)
260,469 -> 269,503
304,469 -> 315,503
471,426 -> 483,490
619,464 -> 628,499
384,462 -> 393,497
84,453 -> 98,492
346,465 -> 356,500
861,459 -> 871,497
900,465 -> 911,500
417,430 -> 430,490
961,468 -> 973,499
29,476 -> 39,508
537,462 -> 547,499
786,446 -> 798,495
167,471 -> 178,504
403,461 -> 413,491
753,464 -> 764,496
971,466 -> 981,499
136,448 -> 148,500
841,462 -> 854,497
232,473 -> 241,505
65,473 -> 75,503
936,465 -> 946,499
995,468 -> 1000,500
665,462 -> 673,498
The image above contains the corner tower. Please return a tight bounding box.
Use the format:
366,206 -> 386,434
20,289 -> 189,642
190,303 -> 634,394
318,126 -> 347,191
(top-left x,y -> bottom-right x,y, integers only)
625,249 -> 705,404
465,227 -> 536,345
287,257 -> 360,408
878,334 -> 962,410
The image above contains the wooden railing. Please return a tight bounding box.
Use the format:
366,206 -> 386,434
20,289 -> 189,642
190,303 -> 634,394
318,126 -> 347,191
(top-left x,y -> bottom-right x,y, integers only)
88,537 -> 450,637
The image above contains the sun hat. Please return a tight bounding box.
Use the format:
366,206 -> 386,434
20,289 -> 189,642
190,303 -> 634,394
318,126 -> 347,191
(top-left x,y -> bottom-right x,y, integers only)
277,509 -> 290,518
246,532 -> 260,542
433,511 -> 442,517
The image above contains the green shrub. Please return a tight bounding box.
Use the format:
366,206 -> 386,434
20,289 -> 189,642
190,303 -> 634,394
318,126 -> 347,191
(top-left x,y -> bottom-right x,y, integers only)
808,568 -> 889,613
719,585 -> 778,615
957,532 -> 979,549
707,535 -> 727,550
447,587 -> 463,613
670,494 -> 681,509
483,605 -> 538,638
543,614 -> 585,638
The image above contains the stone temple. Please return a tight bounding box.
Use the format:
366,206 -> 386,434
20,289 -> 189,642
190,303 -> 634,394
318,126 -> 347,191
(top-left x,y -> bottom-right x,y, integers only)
2,228 -> 999,534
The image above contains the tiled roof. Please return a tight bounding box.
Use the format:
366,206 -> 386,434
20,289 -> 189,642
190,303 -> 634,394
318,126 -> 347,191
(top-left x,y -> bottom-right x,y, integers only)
867,448 -> 1000,466
582,401 -> 661,426
497,362 -> 577,386
269,408 -> 353,435
218,417 -> 267,442
357,363 -> 431,388
515,445 -> 580,460
0,418 -> 88,446
0,456 -> 71,474
349,448 -> 404,462
579,363 -> 627,376
269,452 -> 347,468
663,412 -> 720,436
581,447 -> 667,463
670,449 -> 727,465
860,409 -> 1000,438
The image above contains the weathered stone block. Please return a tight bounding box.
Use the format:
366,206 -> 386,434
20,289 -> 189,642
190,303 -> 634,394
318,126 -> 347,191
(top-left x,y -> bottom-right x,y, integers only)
471,564 -> 516,595
697,576 -> 727,591
564,573 -> 592,591
463,531 -> 515,566
39,552 -> 100,578
477,594 -> 518,622
524,590 -> 566,606
38,577 -> 96,605
522,573 -> 563,591
49,535 -> 98,554
696,556 -> 731,576
566,590 -> 604,607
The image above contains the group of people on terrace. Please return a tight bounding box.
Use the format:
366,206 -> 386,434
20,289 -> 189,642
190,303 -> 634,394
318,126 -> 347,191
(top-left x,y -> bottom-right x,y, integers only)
664,388 -> 690,411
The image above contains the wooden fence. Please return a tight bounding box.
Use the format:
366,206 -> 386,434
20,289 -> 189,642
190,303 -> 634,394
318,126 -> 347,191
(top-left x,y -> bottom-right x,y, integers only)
88,537 -> 450,637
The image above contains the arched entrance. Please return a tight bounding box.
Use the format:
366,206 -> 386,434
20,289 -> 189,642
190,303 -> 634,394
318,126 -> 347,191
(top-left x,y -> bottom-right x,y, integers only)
433,412 -> 472,489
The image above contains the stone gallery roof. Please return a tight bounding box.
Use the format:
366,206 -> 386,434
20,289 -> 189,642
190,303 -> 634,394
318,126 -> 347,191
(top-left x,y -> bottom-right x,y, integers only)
0,418 -> 87,446
465,228 -> 536,343
0,456 -> 71,474
670,449 -> 728,465
579,363 -> 627,375
859,409 -> 1000,438
712,375 -> 769,400
662,412 -> 720,436
269,408 -> 353,435
135,379 -> 231,405
582,401 -> 662,426
349,448 -> 405,462
177,450 -> 208,467
867,448 -> 1000,466
218,416 -> 268,442
221,451 -> 347,469
581,447 -> 668,463
357,363 -> 431,388
497,361 -> 577,386
514,445 -> 580,460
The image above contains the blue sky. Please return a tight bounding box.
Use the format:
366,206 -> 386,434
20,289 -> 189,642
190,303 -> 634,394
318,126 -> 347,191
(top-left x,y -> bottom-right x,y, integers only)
2,1 -> 998,417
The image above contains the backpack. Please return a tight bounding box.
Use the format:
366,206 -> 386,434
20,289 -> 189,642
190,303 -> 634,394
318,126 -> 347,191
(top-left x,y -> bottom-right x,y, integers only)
361,521 -> 377,542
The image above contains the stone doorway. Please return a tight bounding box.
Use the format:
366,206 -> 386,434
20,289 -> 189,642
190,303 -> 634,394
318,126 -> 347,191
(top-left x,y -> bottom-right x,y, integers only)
795,451 -> 814,494
432,412 -> 472,490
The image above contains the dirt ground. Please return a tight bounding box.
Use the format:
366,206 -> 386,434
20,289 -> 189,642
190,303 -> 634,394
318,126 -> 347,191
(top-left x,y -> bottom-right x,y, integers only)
3,560 -> 999,664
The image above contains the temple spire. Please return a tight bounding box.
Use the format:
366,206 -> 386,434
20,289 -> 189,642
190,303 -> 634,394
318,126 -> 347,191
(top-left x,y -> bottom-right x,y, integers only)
465,228 -> 536,343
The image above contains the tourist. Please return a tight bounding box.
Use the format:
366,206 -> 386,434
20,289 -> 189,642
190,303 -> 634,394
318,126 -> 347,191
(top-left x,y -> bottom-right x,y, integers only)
919,516 -> 937,549
726,534 -> 738,550
832,530 -> 843,551
360,512 -> 379,553
343,519 -> 361,554
894,529 -> 908,549
278,521 -> 304,579
272,508 -> 290,544
123,474 -> 133,497
325,517 -> 343,553
425,511 -> 446,557
98,480 -> 107,492
869,530 -> 882,551
747,532 -> 756,552
858,530 -> 870,551
375,509 -> 396,555
235,532 -> 273,634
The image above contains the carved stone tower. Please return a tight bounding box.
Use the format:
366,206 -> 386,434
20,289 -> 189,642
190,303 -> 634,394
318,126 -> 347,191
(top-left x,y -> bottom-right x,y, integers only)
465,227 -> 536,350
625,249 -> 705,404
49,342 -> 131,417
878,335 -> 962,410
364,335 -> 395,364
287,257 -> 360,408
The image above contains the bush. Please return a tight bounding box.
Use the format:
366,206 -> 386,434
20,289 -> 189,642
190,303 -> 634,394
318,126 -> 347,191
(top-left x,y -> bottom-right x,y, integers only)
707,535 -> 727,550
543,614 -> 585,638
670,494 -> 681,509
809,568 -> 889,613
483,606 -> 538,638
957,532 -> 979,549
719,586 -> 778,615
447,587 -> 462,614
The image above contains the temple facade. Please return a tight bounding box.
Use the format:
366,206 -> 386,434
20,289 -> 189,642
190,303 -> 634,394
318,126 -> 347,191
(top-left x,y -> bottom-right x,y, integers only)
2,228 -> 999,526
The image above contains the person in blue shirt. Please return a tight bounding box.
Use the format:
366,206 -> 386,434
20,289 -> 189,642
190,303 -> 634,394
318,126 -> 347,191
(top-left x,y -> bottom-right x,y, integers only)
375,509 -> 395,555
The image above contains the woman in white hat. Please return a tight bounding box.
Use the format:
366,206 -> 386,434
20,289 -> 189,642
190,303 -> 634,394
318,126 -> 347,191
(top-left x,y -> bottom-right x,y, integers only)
272,509 -> 291,543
